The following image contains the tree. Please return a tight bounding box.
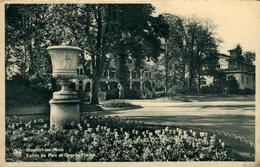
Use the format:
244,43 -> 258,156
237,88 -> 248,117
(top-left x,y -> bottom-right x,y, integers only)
108,6 -> 169,98
45,4 -> 168,103
161,14 -> 187,93
230,44 -> 244,62
185,17 -> 220,94
233,44 -> 242,56
6,4 -> 168,103
5,4 -> 51,85
225,76 -> 239,94
212,69 -> 226,93
45,4 -> 112,104
161,14 -> 220,94
244,51 -> 255,64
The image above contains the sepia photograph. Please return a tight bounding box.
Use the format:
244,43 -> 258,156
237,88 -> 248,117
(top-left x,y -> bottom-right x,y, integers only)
1,0 -> 260,166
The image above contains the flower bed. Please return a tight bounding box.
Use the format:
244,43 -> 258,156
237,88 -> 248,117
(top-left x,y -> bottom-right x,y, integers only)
5,115 -> 233,162
102,99 -> 136,108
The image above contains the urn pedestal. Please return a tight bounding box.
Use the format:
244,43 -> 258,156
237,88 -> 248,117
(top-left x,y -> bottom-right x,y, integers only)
47,45 -> 83,129
49,99 -> 80,128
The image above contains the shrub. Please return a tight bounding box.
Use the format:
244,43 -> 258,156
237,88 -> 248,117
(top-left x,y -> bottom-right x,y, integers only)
6,80 -> 51,106
102,99 -> 134,108
200,84 -> 219,94
237,88 -> 255,95
125,89 -> 141,99
106,89 -> 119,100
225,76 -> 239,94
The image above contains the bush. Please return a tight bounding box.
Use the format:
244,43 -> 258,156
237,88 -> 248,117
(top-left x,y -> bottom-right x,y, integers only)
237,88 -> 255,95
200,84 -> 219,94
168,96 -> 191,102
154,91 -> 166,98
105,88 -> 143,100
102,99 -> 134,108
125,89 -> 142,99
106,89 -> 119,100
6,80 -> 52,106
225,76 -> 239,94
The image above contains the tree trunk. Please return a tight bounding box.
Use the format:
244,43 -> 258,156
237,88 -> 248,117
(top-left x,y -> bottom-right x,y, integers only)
188,64 -> 194,92
90,75 -> 99,104
197,78 -> 201,95
181,63 -> 186,92
197,62 -> 202,95
165,64 -> 169,94
89,6 -> 102,105
22,46 -> 28,85
28,39 -> 34,80
188,34 -> 195,93
164,46 -> 169,94
117,52 -> 128,99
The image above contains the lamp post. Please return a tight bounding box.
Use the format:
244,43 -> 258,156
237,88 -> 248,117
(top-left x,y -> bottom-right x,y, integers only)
47,45 -> 83,129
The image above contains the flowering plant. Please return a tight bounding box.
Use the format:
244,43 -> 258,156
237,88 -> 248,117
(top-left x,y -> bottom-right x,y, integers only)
5,115 -> 233,162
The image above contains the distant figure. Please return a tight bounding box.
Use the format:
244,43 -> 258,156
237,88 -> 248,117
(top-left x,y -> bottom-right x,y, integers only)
118,83 -> 125,99
224,87 -> 229,95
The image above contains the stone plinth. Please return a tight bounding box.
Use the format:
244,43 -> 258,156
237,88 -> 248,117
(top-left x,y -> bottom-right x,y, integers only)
49,99 -> 80,129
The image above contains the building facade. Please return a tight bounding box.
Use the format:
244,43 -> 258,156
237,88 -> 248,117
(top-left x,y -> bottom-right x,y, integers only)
201,52 -> 255,91
70,61 -> 154,100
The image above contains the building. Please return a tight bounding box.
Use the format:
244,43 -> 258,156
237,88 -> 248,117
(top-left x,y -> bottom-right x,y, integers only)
201,51 -> 255,91
225,50 -> 255,90
71,60 -> 155,100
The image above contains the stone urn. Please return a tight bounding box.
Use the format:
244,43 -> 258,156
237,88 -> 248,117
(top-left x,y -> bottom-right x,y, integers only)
47,45 -> 83,129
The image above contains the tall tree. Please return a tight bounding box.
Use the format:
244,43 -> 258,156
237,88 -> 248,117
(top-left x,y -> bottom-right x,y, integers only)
190,19 -> 219,94
162,14 -> 187,93
45,4 -> 110,104
161,14 -> 220,94
230,44 -> 244,62
244,51 -> 255,65
5,4 -> 51,85
45,4 -> 168,103
106,6 -> 168,98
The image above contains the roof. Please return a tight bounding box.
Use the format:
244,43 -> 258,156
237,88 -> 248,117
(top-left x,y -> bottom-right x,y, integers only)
223,70 -> 255,75
218,53 -> 230,60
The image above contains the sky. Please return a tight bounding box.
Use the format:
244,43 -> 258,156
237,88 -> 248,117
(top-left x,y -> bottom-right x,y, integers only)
152,0 -> 260,57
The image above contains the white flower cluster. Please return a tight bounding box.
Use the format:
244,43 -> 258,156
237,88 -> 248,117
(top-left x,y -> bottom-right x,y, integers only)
5,116 -> 233,161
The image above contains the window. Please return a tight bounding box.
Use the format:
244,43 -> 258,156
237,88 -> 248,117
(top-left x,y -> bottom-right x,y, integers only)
110,82 -> 118,90
110,71 -> 116,79
144,71 -> 149,78
100,82 -> 108,91
77,69 -> 80,75
80,68 -> 83,75
85,82 -> 90,92
132,71 -> 140,79
79,81 -> 83,92
70,82 -> 76,91
103,71 -> 108,78
200,78 -> 207,85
